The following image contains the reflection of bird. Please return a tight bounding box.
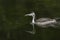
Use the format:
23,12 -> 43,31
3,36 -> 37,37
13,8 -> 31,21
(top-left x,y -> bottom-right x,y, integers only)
25,12 -> 60,34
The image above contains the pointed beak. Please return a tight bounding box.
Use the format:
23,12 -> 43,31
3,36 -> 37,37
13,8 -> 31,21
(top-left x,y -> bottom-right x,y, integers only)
25,14 -> 32,16
25,14 -> 29,16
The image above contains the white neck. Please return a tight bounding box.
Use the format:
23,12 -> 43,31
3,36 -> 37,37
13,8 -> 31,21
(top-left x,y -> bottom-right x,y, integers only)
32,15 -> 35,24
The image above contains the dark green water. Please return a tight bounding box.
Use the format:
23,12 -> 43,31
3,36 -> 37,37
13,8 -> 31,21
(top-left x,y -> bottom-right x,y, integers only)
0,0 -> 60,40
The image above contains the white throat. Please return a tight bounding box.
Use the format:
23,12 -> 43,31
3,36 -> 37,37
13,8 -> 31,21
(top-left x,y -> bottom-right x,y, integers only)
32,15 -> 35,24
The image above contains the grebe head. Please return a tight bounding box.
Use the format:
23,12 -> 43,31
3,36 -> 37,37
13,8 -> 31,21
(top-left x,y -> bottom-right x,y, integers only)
25,12 -> 35,17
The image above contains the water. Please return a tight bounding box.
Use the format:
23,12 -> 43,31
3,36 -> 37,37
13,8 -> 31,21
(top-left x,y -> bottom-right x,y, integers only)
0,0 -> 60,40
